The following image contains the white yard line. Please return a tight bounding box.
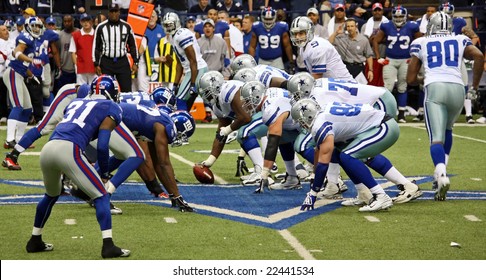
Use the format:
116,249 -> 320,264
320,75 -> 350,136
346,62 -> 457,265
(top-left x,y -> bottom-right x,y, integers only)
464,215 -> 482,222
164,217 -> 178,223
169,152 -> 228,184
278,229 -> 315,260
409,126 -> 486,144
364,216 -> 380,222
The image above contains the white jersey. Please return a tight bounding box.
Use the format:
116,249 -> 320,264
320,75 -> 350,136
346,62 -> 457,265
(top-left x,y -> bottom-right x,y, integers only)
410,34 -> 471,86
254,64 -> 291,88
261,88 -> 300,130
312,78 -> 386,107
312,102 -> 385,144
170,28 -> 208,73
301,36 -> 353,81
213,80 -> 244,119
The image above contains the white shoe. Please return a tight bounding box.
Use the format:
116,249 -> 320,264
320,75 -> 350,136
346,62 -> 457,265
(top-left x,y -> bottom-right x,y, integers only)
296,163 -> 310,180
269,174 -> 301,190
225,131 -> 238,143
341,197 -> 367,206
434,174 -> 450,201
322,182 -> 343,199
466,116 -> 475,124
476,116 -> 486,124
392,182 -> 423,204
358,193 -> 393,212
110,203 -> 123,215
241,172 -> 261,185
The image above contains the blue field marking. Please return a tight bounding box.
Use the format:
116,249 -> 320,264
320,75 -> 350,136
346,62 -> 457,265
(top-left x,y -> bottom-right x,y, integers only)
2,177 -> 486,230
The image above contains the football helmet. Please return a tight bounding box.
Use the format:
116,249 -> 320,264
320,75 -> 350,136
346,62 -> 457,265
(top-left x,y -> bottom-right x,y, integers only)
287,72 -> 315,102
90,75 -> 120,102
261,7 -> 277,30
290,16 -> 314,48
438,2 -> 455,16
233,68 -> 257,83
198,71 -> 224,106
426,12 -> 452,36
240,81 -> 266,115
392,6 -> 408,28
290,98 -> 321,131
77,83 -> 90,99
230,54 -> 257,74
25,16 -> 45,39
158,104 -> 173,115
152,86 -> 176,110
170,111 -> 195,146
3,19 -> 14,31
162,12 -> 181,35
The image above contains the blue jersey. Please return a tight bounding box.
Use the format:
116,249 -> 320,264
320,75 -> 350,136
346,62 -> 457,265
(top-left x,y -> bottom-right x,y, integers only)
9,32 -> 39,77
195,21 -> 229,37
29,37 -> 52,77
39,29 -> 60,64
51,99 -> 122,149
252,21 -> 288,60
452,17 -> 467,36
380,21 -> 419,59
118,103 -> 177,144
119,91 -> 156,108
145,24 -> 165,58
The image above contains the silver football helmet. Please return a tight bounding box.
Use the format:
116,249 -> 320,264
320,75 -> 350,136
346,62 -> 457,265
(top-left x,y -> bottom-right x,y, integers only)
233,68 -> 257,83
197,71 -> 224,106
426,11 -> 452,36
230,54 -> 257,74
291,98 -> 321,131
240,81 -> 266,115
287,72 -> 315,102
162,12 -> 181,35
290,16 -> 314,48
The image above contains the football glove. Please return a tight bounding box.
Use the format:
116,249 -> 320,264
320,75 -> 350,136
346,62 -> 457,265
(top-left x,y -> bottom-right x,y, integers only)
31,58 -> 43,68
235,156 -> 249,177
254,178 -> 269,193
466,88 -> 478,101
215,130 -> 227,143
26,76 -> 41,86
300,192 -> 317,211
189,83 -> 197,96
377,58 -> 389,65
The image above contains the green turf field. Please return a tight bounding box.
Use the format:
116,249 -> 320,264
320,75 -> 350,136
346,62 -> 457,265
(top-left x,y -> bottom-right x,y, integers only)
1,116 -> 485,260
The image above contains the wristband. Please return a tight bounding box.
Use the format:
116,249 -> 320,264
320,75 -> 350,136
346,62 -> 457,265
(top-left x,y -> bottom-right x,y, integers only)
14,51 -> 21,59
204,155 -> 217,167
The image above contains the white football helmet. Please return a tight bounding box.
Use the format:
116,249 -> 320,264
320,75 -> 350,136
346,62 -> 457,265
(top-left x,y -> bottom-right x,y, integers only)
290,16 -> 314,48
426,11 -> 452,36
197,71 -> 224,106
233,68 -> 257,83
291,98 -> 321,131
230,54 -> 257,74
25,16 -> 45,39
287,72 -> 315,102
240,81 -> 266,115
162,12 -> 181,35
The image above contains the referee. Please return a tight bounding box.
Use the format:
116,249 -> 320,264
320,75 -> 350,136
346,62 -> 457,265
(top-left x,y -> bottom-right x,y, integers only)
93,3 -> 138,92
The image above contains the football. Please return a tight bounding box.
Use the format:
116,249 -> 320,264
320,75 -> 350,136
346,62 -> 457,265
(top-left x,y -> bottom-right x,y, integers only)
193,164 -> 215,184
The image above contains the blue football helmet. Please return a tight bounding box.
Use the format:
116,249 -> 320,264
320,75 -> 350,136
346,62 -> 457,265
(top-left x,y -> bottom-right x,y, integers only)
3,19 -> 15,31
261,7 -> 277,30
77,83 -> 90,99
439,2 -> 454,16
90,75 -> 119,101
25,16 -> 45,39
170,111 -> 196,146
152,86 -> 176,110
392,6 -> 408,28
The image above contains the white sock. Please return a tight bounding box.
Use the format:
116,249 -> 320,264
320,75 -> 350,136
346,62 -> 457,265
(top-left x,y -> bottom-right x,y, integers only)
6,119 -> 17,142
445,154 -> 449,166
327,162 -> 340,184
464,99 -> 472,116
260,136 -> 268,152
32,227 -> 43,236
247,147 -> 264,169
101,229 -> 113,239
238,148 -> 246,157
15,121 -> 28,143
284,159 -> 297,176
434,163 -> 447,179
384,166 -> 409,185
370,185 -> 385,195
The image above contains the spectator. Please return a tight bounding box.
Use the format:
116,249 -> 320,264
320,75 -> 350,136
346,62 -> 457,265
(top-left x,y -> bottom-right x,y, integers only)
361,2 -> 388,87
163,0 -> 189,24
346,4 -> 366,30
189,0 -> 213,22
231,17 -> 243,30
241,15 -> 256,56
329,18 -> 373,81
55,15 -> 78,94
320,0 -> 344,26
69,13 -> 95,85
23,7 -> 36,18
249,7 -> 294,72
218,10 -> 244,57
9,18 -> 25,42
93,3 -> 138,92
417,6 -> 437,34
194,9 -> 232,58
307,7 -> 328,39
39,16 -> 61,114
94,13 -> 107,29
185,16 -> 197,33
0,25 -> 14,125
216,0 -> 244,16
328,4 -> 347,35
198,19 -> 231,78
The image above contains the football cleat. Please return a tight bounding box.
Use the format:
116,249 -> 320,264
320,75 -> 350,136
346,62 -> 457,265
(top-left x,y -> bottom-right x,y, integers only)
434,174 -> 450,201
101,245 -> 131,258
358,193 -> 393,212
269,173 -> 302,190
4,140 -> 16,149
225,131 -> 238,143
393,181 -> 423,204
341,197 -> 367,207
172,195 -> 194,212
2,155 -> 21,170
26,237 -> 54,253
110,203 -> 123,215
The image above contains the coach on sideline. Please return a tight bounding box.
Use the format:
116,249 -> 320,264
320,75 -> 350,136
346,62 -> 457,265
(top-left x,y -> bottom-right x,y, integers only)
93,3 -> 139,92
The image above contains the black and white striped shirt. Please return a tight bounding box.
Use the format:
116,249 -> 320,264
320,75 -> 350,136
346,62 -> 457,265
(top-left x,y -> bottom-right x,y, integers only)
93,19 -> 138,66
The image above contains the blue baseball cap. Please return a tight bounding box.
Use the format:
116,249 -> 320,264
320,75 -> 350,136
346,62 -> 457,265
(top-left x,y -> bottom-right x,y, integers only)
16,17 -> 25,26
80,13 -> 91,21
46,17 -> 56,25
186,16 -> 196,23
